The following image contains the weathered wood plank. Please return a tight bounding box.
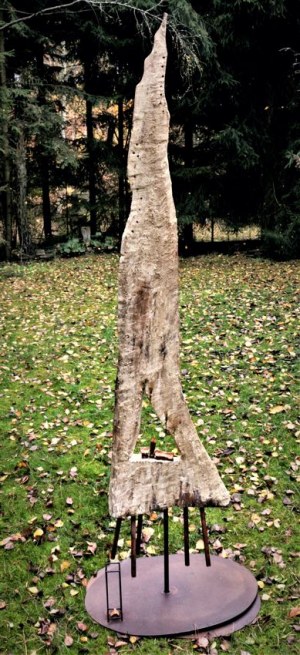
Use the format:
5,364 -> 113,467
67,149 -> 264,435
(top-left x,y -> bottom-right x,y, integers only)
109,15 -> 230,518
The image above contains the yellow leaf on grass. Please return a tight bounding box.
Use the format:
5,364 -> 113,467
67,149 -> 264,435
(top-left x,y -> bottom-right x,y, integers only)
196,539 -> 204,551
28,586 -> 39,595
60,560 -> 71,572
33,528 -> 44,538
269,405 -> 285,414
55,519 -> 64,528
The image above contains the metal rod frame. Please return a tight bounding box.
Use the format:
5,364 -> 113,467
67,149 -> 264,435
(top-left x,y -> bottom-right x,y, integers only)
183,506 -> 190,566
163,508 -> 170,593
200,507 -> 211,567
136,514 -> 143,555
109,506 -> 210,598
111,517 -> 122,560
105,561 -> 123,622
131,515 -> 137,578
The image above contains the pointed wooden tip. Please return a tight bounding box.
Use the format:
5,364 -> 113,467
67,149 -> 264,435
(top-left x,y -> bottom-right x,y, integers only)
156,12 -> 167,38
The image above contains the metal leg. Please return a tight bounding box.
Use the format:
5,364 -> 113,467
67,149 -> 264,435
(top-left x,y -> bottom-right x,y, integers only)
163,508 -> 170,593
136,514 -> 143,555
183,506 -> 190,566
131,515 -> 137,578
149,437 -> 156,457
200,507 -> 211,567
105,561 -> 123,622
111,517 -> 122,560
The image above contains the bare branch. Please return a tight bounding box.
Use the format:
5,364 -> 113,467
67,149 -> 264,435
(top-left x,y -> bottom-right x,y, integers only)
0,0 -> 164,31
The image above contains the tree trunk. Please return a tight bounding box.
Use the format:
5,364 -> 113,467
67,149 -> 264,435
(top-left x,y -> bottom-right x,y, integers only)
211,215 -> 215,243
86,96 -> 97,236
36,46 -> 52,241
181,121 -> 194,253
40,154 -> 52,241
0,10 -> 12,260
109,16 -> 229,518
16,128 -> 32,254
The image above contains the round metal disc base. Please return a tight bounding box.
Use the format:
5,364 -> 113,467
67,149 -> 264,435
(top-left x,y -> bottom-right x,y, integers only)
85,554 -> 260,638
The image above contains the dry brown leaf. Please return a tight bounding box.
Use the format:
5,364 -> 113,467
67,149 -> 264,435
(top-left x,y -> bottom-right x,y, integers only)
195,635 -> 209,648
142,527 -> 154,543
64,634 -> 73,647
150,512 -> 158,521
269,405 -> 285,414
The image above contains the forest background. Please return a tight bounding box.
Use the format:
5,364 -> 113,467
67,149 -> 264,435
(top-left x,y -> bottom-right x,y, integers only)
0,0 -> 299,261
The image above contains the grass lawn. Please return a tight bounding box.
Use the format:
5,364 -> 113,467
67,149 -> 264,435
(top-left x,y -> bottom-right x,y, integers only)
0,253 -> 299,655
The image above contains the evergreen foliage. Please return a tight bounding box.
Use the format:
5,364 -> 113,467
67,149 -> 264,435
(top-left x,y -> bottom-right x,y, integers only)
0,0 -> 299,259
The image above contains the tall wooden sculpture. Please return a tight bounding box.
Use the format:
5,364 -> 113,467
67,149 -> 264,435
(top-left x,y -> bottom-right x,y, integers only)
109,14 -> 229,518
86,15 -> 260,638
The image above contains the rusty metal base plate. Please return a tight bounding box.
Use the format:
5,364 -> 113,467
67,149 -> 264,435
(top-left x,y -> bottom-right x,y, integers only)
85,554 -> 260,637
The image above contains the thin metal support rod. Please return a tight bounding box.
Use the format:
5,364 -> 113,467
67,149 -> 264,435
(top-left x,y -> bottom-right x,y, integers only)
131,515 -> 137,578
163,508 -> 170,593
136,514 -> 143,556
118,562 -> 123,620
183,506 -> 190,566
149,437 -> 156,457
111,517 -> 122,560
200,507 -> 211,567
105,564 -> 110,622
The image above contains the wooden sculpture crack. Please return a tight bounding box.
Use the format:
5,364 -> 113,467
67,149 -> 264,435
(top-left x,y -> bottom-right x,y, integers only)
109,15 -> 230,518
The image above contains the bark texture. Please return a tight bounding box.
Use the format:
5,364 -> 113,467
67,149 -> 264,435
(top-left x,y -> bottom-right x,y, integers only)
16,129 -> 32,255
109,15 -> 230,518
0,13 -> 12,260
